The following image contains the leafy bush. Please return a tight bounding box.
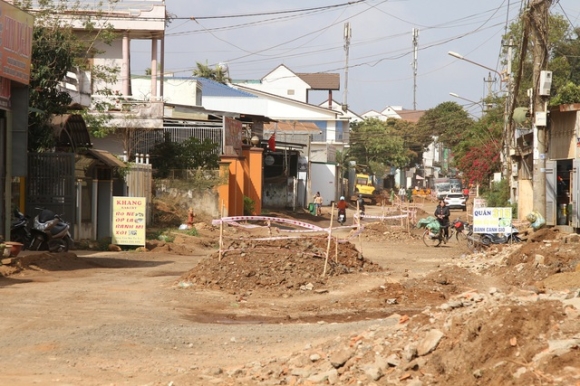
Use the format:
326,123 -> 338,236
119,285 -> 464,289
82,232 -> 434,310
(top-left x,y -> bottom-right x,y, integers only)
551,82 -> 580,106
481,179 -> 517,217
243,196 -> 255,215
149,133 -> 220,178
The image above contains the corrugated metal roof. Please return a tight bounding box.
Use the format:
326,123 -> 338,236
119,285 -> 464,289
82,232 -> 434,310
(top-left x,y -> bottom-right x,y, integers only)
87,149 -> 126,168
195,77 -> 258,98
296,73 -> 340,90
51,114 -> 92,149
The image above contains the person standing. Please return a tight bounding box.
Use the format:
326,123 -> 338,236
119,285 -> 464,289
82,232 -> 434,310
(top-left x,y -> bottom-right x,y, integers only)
313,192 -> 323,216
357,194 -> 365,214
434,199 -> 451,243
337,196 -> 348,222
398,186 -> 406,203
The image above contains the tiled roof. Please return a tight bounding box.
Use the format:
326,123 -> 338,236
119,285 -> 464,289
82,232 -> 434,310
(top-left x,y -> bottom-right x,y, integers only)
396,110 -> 425,123
296,73 -> 340,90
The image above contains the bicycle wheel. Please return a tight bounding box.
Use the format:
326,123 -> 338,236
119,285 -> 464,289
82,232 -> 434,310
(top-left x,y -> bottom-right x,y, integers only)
422,229 -> 442,247
456,230 -> 467,243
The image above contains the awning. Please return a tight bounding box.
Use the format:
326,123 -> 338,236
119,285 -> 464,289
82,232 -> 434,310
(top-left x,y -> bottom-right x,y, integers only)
416,175 -> 425,180
87,149 -> 126,168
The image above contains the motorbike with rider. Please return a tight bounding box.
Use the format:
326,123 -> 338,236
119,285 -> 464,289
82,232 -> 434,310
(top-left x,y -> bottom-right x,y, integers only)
337,196 -> 348,225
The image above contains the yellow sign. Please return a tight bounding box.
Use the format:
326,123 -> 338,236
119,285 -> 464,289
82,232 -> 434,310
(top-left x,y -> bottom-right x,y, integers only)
112,197 -> 146,245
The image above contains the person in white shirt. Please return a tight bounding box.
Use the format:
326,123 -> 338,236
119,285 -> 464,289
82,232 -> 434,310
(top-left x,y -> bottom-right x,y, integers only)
398,187 -> 406,202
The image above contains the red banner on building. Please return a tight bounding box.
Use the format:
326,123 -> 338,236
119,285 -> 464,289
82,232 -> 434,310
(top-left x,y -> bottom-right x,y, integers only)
0,2 -> 34,85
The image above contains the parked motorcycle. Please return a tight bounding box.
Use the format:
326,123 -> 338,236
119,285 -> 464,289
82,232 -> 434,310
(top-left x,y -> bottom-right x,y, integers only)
480,225 -> 521,246
10,208 -> 32,248
29,208 -> 74,252
337,208 -> 346,225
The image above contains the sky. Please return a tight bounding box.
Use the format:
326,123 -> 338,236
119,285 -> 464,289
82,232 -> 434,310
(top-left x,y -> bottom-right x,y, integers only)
131,0 -> 580,117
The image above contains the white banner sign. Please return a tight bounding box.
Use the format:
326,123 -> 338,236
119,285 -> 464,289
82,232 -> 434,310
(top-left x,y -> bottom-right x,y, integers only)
472,207 -> 512,234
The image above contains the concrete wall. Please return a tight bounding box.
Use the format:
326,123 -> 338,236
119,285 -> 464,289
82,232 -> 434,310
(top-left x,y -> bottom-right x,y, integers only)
154,186 -> 221,219
263,182 -> 288,208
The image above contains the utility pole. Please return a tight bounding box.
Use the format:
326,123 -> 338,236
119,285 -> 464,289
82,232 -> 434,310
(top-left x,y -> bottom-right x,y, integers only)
529,0 -> 552,218
342,22 -> 351,112
412,28 -> 419,110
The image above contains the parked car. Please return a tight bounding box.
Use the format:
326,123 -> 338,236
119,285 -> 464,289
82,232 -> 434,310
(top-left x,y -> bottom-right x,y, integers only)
444,193 -> 466,211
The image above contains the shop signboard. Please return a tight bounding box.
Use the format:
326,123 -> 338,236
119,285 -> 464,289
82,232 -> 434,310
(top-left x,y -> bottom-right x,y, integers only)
472,207 -> 512,234
0,2 -> 33,85
112,197 -> 147,246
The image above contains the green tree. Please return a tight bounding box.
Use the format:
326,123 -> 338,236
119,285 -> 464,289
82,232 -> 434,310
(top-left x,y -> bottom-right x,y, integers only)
349,118 -> 408,173
416,102 -> 474,149
193,61 -> 231,84
503,11 -> 578,107
16,0 -> 121,150
385,118 -> 426,166
453,101 -> 504,185
27,25 -> 75,151
149,134 -> 220,178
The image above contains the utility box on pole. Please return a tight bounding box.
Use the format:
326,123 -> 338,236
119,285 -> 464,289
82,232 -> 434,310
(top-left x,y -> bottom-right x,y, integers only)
539,70 -> 552,96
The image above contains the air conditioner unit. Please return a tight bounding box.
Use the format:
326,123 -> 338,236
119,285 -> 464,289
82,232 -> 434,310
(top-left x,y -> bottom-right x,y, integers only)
539,70 -> 552,96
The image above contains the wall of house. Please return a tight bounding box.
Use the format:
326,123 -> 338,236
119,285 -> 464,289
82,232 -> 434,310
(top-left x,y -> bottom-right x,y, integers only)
239,66 -> 309,103
517,179 -> 534,221
311,163 -> 338,206
92,40 -> 124,95
132,77 -> 201,105
263,181 -> 290,208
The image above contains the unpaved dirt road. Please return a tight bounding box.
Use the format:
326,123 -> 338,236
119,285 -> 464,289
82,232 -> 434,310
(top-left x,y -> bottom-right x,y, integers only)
1,201 -> 578,385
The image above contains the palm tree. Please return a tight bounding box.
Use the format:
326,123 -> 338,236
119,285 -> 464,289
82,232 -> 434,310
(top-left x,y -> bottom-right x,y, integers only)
193,61 -> 231,84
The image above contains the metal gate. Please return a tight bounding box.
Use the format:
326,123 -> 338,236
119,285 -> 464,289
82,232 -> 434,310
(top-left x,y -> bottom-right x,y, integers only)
27,153 -> 76,237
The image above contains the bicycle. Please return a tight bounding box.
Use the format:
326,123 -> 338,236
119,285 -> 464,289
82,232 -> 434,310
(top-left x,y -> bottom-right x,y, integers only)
422,220 -> 469,247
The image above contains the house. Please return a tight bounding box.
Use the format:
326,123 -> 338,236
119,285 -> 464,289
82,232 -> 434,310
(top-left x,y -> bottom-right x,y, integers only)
0,1 -> 33,240
318,99 -> 363,125
528,103 -> 580,229
361,106 -> 425,123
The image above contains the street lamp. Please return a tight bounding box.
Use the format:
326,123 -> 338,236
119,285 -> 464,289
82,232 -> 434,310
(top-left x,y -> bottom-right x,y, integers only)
448,51 -> 504,85
448,50 -> 512,183
449,92 -> 485,112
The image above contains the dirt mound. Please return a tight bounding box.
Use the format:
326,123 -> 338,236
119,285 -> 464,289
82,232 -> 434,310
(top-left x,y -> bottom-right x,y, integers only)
527,226 -> 564,242
179,237 -> 384,295
480,236 -> 580,289
0,252 -> 96,276
358,221 -> 421,242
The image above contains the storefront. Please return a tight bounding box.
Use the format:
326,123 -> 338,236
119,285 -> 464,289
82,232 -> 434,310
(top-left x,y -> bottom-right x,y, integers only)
0,1 -> 33,240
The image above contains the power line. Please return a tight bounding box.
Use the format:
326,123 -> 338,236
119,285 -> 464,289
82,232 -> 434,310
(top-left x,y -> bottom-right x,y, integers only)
185,1 -> 368,20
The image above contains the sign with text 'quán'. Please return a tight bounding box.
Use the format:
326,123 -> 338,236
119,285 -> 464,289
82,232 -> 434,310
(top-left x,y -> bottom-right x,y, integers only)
472,207 -> 512,234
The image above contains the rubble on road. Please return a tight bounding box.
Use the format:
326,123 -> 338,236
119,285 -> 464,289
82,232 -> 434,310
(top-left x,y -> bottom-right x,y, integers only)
179,237 -> 384,295
188,281 -> 580,385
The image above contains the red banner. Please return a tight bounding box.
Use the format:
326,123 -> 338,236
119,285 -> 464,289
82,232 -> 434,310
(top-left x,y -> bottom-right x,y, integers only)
0,2 -> 33,85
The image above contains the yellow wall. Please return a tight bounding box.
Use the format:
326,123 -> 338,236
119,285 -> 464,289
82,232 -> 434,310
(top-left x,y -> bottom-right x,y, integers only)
518,179 -> 534,221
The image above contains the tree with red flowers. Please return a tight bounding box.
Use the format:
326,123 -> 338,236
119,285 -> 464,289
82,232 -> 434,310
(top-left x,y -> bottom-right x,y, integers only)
454,100 -> 504,185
